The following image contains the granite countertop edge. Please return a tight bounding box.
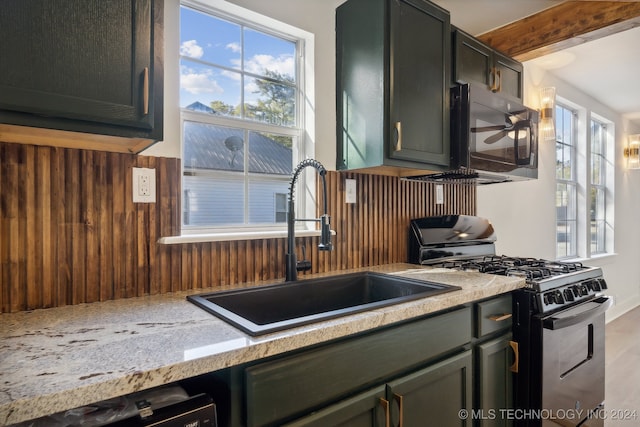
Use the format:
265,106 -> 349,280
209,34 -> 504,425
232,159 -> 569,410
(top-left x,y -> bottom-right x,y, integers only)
0,264 -> 526,426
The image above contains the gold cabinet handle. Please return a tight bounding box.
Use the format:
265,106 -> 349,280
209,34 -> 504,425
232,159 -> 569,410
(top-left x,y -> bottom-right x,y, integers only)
489,67 -> 497,91
394,393 -> 404,427
489,313 -> 512,322
142,67 -> 149,115
380,397 -> 391,427
495,69 -> 502,92
394,121 -> 402,152
509,340 -> 519,373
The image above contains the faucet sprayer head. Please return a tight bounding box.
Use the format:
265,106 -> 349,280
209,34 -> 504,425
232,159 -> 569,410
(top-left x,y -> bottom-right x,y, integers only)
318,214 -> 333,251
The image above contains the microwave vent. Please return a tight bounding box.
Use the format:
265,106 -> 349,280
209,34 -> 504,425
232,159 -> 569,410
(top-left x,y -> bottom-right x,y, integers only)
401,169 -> 479,184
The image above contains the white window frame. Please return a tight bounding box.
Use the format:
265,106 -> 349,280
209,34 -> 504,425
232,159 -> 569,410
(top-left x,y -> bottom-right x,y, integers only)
555,103 -> 578,259
589,112 -> 615,257
590,118 -> 607,255
178,0 -> 316,238
554,98 -> 614,260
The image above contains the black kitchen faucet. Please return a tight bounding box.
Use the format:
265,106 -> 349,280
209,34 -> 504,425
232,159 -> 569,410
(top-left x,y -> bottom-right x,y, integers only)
285,159 -> 333,281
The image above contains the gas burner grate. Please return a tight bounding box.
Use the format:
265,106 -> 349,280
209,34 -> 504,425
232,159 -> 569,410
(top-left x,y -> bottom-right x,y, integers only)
505,266 -> 553,280
432,256 -> 587,282
542,260 -> 584,274
435,259 -> 511,275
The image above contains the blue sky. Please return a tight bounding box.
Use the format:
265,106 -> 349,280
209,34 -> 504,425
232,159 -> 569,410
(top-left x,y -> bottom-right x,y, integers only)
179,6 -> 296,109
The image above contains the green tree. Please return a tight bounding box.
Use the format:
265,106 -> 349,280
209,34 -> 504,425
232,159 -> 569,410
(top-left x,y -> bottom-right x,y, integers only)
209,100 -> 236,116
251,70 -> 295,126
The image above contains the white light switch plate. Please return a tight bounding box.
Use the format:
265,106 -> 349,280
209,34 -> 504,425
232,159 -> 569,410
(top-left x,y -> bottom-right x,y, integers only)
436,184 -> 444,204
132,167 -> 156,203
345,179 -> 357,204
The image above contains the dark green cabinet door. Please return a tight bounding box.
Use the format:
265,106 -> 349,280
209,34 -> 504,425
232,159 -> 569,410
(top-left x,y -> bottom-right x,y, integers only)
388,350 -> 473,427
453,30 -> 492,89
0,0 -> 160,138
493,52 -> 523,102
476,333 -> 514,427
336,0 -> 386,170
336,0 -> 451,172
388,0 -> 451,166
453,29 -> 523,102
283,386 -> 388,427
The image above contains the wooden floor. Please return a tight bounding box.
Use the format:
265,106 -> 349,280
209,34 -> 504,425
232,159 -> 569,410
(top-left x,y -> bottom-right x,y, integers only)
605,306 -> 640,426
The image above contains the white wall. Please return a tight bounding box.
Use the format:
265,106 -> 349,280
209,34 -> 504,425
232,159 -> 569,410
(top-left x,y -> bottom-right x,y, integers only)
147,0 -> 640,321
478,63 -> 640,321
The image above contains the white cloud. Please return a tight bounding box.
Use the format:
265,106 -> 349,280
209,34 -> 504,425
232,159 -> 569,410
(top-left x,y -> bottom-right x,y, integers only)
221,69 -> 241,82
180,40 -> 204,59
244,54 -> 295,78
180,66 -> 222,95
226,42 -> 241,53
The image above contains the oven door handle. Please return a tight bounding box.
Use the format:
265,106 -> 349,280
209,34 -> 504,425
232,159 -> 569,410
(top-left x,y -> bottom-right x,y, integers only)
543,296 -> 612,330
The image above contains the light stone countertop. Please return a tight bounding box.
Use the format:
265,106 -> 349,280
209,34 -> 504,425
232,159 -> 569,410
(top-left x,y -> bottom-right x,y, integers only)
0,264 -> 525,426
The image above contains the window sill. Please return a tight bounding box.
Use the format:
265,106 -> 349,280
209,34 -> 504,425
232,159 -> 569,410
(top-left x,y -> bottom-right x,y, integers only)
560,252 -> 618,265
158,229 -> 334,245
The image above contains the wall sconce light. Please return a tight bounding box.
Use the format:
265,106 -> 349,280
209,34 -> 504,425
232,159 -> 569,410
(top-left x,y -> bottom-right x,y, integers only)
624,134 -> 640,169
539,87 -> 556,141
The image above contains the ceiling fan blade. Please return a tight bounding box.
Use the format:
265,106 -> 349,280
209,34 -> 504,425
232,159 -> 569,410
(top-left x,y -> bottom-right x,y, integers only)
471,125 -> 506,133
484,130 -> 508,144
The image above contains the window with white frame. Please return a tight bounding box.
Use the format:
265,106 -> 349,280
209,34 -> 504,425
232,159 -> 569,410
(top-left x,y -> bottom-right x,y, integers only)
555,104 -> 578,259
179,3 -> 306,230
590,119 -> 607,254
555,102 -> 613,259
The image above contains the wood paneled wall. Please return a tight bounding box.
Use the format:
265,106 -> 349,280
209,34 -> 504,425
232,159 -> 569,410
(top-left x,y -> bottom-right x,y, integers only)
0,142 -> 476,313
0,143 -> 181,313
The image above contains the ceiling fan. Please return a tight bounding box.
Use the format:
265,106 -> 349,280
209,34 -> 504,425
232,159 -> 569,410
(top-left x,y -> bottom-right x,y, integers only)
471,112 -> 532,144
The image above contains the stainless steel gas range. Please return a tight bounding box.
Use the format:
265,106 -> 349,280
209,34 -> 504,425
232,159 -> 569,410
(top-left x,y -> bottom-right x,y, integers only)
409,215 -> 612,427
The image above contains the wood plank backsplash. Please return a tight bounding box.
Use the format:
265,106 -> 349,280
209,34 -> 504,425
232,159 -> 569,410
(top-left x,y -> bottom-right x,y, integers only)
0,142 -> 476,313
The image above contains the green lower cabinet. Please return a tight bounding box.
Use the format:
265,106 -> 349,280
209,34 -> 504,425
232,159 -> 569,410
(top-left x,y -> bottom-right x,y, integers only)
285,350 -> 473,427
226,298 -> 515,427
388,350 -> 473,427
244,307 -> 472,427
475,333 -> 514,427
282,386 -> 387,427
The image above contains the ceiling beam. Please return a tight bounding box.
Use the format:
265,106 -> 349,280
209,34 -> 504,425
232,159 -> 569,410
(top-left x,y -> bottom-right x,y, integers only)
477,1 -> 640,61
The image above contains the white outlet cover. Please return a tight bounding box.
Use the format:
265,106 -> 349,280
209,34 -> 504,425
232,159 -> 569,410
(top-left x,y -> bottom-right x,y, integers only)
132,167 -> 156,203
435,184 -> 444,204
345,179 -> 356,204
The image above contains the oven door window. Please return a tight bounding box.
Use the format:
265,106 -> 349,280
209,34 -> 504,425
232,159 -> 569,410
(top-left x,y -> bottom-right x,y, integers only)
469,102 -> 535,172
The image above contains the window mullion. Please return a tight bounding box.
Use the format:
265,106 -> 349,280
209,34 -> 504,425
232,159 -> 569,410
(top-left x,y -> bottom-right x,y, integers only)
243,129 -> 250,224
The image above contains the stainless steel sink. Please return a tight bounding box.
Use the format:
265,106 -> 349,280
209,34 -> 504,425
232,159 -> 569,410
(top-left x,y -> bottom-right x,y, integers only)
187,271 -> 460,336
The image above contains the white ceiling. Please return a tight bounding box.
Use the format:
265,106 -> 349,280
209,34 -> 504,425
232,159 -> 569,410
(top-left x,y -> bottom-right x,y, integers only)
433,0 -> 640,128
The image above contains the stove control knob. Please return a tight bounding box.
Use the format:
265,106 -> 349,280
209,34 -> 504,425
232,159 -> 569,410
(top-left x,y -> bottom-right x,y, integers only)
554,290 -> 565,304
543,292 -> 555,305
563,289 -> 575,302
598,278 -> 608,290
590,280 -> 601,292
572,285 -> 584,297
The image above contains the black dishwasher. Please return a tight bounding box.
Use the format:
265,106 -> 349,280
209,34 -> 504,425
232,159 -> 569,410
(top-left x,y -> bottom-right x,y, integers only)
107,393 -> 217,426
15,386 -> 219,427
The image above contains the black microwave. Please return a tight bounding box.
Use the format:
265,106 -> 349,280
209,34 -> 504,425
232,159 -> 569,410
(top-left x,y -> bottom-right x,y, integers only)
450,83 -> 539,183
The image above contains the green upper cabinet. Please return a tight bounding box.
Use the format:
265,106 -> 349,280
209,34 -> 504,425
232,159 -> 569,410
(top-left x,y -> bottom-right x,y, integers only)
0,0 -> 163,149
453,28 -> 523,102
336,0 -> 451,174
